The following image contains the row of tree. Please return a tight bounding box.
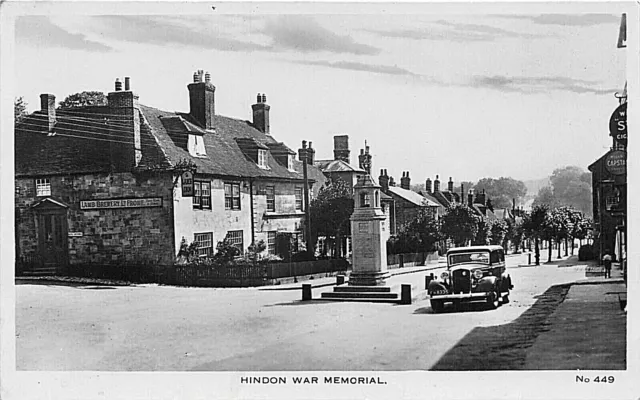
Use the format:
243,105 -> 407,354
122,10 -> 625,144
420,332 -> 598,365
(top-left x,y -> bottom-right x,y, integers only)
390,203 -> 592,266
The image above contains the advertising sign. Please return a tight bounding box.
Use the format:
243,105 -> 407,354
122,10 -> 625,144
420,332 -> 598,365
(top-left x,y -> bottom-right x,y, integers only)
181,171 -> 194,197
609,103 -> 627,147
80,197 -> 163,210
605,150 -> 626,175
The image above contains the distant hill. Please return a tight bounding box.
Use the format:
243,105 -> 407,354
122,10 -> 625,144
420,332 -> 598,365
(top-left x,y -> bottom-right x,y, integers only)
523,177 -> 551,198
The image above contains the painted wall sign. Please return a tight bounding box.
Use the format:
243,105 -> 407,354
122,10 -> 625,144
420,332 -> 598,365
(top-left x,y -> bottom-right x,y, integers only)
605,150 -> 626,175
68,232 -> 83,237
609,103 -> 627,147
80,197 -> 163,210
181,171 -> 194,197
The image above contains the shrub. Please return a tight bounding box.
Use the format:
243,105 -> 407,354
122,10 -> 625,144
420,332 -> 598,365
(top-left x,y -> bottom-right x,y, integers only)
578,244 -> 594,261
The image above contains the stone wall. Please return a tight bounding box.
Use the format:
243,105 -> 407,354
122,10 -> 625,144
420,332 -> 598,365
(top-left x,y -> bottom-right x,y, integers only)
15,171 -> 175,266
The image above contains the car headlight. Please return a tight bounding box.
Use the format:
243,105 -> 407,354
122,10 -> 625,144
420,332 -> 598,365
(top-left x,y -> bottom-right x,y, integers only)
440,271 -> 449,280
473,270 -> 484,279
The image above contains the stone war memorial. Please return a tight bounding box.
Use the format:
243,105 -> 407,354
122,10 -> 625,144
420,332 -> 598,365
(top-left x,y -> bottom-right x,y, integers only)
321,174 -> 403,302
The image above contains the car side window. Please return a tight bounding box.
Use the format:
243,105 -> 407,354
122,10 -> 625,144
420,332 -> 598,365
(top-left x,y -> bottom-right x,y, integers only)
500,251 -> 504,262
490,251 -> 500,264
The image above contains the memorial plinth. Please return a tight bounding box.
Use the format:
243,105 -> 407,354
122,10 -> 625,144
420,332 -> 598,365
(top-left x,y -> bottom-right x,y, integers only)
321,174 -> 397,301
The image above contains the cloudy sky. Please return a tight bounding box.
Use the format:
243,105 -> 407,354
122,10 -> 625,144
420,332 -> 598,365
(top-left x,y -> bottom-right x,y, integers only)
14,5 -> 627,185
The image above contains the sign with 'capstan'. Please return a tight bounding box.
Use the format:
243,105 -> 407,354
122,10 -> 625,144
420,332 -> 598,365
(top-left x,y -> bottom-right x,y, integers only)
609,103 -> 627,147
80,197 -> 163,210
605,150 -> 626,175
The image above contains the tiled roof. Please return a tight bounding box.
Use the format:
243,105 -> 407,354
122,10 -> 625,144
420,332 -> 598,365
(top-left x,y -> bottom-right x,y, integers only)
16,103 -> 323,184
15,107 -> 139,176
387,186 -> 440,207
314,159 -> 365,173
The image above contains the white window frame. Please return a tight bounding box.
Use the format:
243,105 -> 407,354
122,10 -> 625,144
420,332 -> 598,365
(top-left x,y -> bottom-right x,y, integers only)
257,149 -> 269,169
35,178 -> 51,197
295,187 -> 303,211
188,134 -> 207,157
288,154 -> 295,171
225,230 -> 244,251
266,186 -> 276,212
267,231 -> 277,254
225,182 -> 241,210
194,232 -> 213,257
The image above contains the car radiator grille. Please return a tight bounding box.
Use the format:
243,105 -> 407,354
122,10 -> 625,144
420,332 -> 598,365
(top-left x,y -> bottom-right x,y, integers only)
452,269 -> 471,293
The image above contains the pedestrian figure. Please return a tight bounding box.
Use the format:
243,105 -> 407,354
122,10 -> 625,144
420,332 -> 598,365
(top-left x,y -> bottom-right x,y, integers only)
602,250 -> 612,279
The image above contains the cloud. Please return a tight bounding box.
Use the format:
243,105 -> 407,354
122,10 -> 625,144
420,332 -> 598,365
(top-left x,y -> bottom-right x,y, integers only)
88,16 -> 270,52
296,60 -> 417,76
496,14 -> 620,26
368,20 -> 545,42
262,16 -> 380,55
16,16 -> 112,52
469,75 -> 616,94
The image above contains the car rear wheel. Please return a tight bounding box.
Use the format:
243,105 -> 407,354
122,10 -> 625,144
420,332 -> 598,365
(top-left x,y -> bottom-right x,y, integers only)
430,299 -> 445,313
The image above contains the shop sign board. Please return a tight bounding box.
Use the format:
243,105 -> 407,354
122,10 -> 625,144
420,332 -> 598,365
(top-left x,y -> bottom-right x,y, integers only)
609,103 -> 627,147
181,171 -> 194,197
605,150 -> 626,175
80,197 -> 163,210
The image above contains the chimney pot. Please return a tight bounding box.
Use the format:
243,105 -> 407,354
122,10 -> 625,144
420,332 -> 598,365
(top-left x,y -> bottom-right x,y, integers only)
193,72 -> 199,83
205,71 -> 211,83
261,94 -> 266,103
115,78 -> 122,91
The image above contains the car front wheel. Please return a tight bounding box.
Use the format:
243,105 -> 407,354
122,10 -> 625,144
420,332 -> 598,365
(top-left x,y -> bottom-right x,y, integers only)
486,288 -> 500,310
431,299 -> 445,313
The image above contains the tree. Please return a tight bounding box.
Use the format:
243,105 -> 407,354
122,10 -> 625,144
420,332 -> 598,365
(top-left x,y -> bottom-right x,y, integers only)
522,205 -> 549,265
507,218 -> 526,253
474,177 -> 527,209
57,91 -> 107,109
441,204 -> 480,247
548,166 -> 592,216
472,219 -> 491,245
532,186 -> 559,209
489,219 -> 508,247
401,209 -> 441,253
308,178 -> 354,259
14,96 -> 28,124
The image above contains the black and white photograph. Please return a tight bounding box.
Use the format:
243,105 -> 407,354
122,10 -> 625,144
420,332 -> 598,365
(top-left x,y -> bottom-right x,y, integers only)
1,2 -> 637,399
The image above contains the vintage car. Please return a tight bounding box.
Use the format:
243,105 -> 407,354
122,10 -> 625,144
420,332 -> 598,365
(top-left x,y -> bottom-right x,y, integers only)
428,245 -> 513,313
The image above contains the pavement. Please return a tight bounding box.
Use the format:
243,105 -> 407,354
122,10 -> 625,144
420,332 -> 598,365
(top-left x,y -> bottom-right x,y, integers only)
523,260 -> 627,370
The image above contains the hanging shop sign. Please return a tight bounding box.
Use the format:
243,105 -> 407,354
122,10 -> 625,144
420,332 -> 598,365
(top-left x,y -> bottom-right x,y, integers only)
80,197 -> 163,210
604,150 -> 627,175
181,171 -> 194,197
609,103 -> 627,147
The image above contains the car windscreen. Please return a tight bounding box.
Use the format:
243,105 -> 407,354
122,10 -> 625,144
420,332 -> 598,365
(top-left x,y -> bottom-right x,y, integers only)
448,252 -> 490,266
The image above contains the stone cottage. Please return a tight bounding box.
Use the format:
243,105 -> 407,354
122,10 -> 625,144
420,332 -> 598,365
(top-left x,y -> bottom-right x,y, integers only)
14,70 -> 326,274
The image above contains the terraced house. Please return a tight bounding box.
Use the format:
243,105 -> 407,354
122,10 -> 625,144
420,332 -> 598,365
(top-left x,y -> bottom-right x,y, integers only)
15,70 -> 326,275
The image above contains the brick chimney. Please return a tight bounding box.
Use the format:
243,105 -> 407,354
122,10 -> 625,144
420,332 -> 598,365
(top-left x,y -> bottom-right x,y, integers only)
448,177 -> 454,192
434,175 -> 441,192
333,135 -> 350,164
425,178 -> 432,194
188,70 -> 215,129
389,176 -> 396,187
358,141 -> 372,174
379,169 -> 389,193
307,141 -> 315,165
252,93 -> 270,134
39,93 -> 56,134
400,171 -> 411,190
475,189 -> 486,206
107,77 -> 141,170
468,188 -> 474,206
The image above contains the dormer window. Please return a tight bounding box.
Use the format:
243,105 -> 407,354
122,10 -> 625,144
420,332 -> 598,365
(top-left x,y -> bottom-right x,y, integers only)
188,134 -> 207,157
288,154 -> 295,171
258,149 -> 268,169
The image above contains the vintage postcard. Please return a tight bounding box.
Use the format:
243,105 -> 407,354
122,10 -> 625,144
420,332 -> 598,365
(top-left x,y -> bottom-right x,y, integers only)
1,1 -> 637,399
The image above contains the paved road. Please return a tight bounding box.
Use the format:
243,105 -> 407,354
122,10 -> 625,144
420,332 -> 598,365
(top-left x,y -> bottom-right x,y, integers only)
16,253 -> 588,371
